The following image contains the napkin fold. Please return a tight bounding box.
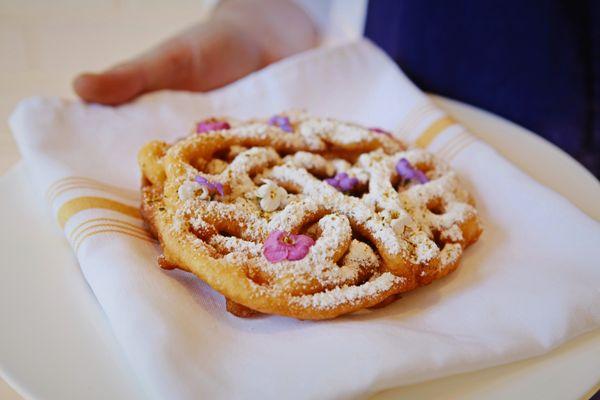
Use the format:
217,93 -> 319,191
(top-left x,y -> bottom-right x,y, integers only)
9,40 -> 600,400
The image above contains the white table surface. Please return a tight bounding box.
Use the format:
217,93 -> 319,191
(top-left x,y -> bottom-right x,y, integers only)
1,1 -> 598,399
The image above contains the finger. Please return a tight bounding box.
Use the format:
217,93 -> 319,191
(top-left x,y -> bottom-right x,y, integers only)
72,35 -> 193,105
73,25 -> 220,105
73,63 -> 146,105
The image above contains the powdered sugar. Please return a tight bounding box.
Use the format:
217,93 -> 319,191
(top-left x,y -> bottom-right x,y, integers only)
291,272 -> 403,309
159,112 -> 480,310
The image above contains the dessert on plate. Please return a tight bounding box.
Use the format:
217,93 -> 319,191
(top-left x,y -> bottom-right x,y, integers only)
138,112 -> 481,320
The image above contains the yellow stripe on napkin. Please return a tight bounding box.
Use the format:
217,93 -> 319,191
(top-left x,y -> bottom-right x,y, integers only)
47,176 -> 139,203
67,217 -> 148,242
57,196 -> 141,228
415,116 -> 456,148
74,228 -> 156,253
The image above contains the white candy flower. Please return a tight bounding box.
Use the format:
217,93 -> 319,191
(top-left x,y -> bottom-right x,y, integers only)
256,180 -> 287,212
178,180 -> 210,201
380,208 -> 413,235
196,186 -> 211,200
390,216 -> 412,235
178,180 -> 201,201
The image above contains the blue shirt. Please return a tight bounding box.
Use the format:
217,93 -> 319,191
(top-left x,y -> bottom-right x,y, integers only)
365,0 -> 599,177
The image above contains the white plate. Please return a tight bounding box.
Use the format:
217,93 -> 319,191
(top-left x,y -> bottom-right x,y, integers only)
1,97 -> 598,400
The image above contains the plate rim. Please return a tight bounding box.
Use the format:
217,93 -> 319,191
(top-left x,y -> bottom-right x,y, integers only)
1,95 -> 598,400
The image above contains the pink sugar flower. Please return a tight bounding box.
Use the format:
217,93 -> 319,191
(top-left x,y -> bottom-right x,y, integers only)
195,175 -> 225,196
268,115 -> 293,132
325,172 -> 359,192
263,230 -> 315,262
395,158 -> 428,184
196,119 -> 231,133
369,127 -> 392,136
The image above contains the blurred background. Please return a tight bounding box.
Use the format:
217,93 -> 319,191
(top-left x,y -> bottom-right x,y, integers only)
0,0 -> 214,174
0,2 -> 213,397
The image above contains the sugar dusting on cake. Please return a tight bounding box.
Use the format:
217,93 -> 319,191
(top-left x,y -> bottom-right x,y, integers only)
159,111 -> 479,309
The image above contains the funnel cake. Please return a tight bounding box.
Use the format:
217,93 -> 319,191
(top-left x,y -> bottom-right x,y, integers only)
138,112 -> 481,320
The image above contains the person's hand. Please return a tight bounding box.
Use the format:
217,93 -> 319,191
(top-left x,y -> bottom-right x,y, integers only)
73,0 -> 317,105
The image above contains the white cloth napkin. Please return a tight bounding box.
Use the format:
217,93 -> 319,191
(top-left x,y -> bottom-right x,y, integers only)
9,40 -> 600,400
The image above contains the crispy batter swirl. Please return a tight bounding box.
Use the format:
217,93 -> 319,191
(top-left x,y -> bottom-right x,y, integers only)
139,112 -> 481,319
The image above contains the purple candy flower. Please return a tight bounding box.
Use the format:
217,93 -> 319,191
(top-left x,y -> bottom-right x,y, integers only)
195,175 -> 225,196
395,158 -> 429,184
196,119 -> 231,133
369,127 -> 392,136
268,115 -> 293,132
325,172 -> 359,192
263,230 -> 315,262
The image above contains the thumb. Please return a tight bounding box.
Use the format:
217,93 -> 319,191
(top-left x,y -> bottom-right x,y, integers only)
73,63 -> 146,105
73,20 -> 268,105
73,32 -> 198,105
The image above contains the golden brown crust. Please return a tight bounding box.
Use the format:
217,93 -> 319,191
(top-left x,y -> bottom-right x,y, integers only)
138,112 -> 482,320
226,299 -> 261,318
